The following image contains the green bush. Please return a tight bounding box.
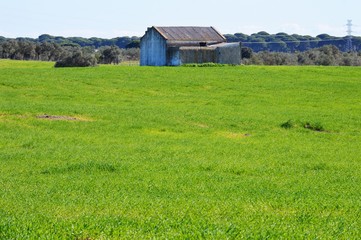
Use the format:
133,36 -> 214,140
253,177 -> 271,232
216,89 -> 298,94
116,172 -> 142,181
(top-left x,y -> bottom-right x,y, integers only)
54,50 -> 97,68
281,120 -> 326,132
303,121 -> 325,132
280,119 -> 295,129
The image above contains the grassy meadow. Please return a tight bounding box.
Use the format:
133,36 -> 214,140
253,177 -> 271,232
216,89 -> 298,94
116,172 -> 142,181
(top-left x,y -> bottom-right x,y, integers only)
0,60 -> 361,239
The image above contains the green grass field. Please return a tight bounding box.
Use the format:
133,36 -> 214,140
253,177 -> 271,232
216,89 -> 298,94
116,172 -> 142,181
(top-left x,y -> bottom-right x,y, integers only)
1,60 -> 361,239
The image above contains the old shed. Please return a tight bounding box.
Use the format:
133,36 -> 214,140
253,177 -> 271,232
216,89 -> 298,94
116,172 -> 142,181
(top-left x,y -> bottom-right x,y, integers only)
140,26 -> 241,66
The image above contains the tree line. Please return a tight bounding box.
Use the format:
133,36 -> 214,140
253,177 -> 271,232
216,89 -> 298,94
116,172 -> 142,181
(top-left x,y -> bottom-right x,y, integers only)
2,32 -> 361,67
0,34 -> 140,49
241,45 -> 361,66
3,31 -> 360,54
226,32 -> 361,52
0,39 -> 139,67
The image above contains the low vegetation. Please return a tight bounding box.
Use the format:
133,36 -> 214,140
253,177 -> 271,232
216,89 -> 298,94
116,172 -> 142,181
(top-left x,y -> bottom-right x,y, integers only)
1,60 -> 361,238
54,49 -> 97,68
242,45 -> 361,66
0,39 -> 139,67
281,120 -> 325,132
182,63 -> 233,67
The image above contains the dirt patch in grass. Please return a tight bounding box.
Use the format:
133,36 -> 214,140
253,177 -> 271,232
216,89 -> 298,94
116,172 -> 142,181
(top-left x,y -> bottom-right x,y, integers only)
37,114 -> 88,121
1,113 -> 92,121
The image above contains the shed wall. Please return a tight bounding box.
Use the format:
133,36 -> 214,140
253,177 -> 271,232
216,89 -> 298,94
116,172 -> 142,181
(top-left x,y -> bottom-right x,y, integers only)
180,48 -> 216,64
216,43 -> 242,65
167,47 -> 181,66
140,28 -> 167,66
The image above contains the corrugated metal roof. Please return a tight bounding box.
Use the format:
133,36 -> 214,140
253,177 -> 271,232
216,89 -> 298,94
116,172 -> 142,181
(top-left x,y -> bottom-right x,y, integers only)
179,42 -> 241,50
154,26 -> 226,43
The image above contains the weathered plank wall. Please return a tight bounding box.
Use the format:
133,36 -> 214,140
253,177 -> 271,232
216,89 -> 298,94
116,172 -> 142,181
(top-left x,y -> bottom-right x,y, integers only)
180,47 -> 216,64
140,28 -> 167,66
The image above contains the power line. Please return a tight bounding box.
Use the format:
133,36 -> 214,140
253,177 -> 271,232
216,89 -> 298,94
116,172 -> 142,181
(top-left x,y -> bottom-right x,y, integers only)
242,38 -> 345,44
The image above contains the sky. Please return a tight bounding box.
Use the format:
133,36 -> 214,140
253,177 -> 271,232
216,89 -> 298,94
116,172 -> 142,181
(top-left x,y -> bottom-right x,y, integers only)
1,0 -> 361,38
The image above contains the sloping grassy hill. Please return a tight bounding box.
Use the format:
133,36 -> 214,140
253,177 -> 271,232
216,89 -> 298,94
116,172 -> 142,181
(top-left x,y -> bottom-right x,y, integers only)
1,60 -> 361,238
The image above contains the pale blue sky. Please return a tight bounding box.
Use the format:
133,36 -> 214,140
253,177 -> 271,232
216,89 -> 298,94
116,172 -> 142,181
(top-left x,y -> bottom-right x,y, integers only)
1,0 -> 361,38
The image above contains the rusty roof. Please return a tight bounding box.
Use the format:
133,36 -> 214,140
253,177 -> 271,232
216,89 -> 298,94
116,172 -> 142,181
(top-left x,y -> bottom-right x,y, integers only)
153,26 -> 226,43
